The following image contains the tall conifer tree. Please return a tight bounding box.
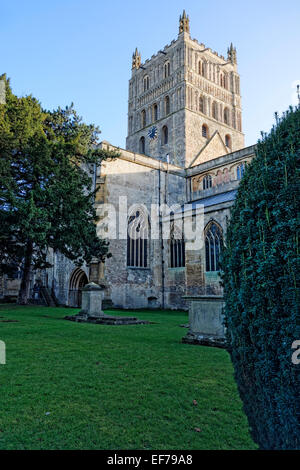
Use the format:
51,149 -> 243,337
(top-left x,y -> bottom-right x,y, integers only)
0,75 -> 119,304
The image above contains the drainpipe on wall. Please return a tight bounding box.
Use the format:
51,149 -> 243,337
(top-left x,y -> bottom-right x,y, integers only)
158,166 -> 165,309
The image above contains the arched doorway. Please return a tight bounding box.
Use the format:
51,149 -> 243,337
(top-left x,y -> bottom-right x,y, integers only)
68,268 -> 88,308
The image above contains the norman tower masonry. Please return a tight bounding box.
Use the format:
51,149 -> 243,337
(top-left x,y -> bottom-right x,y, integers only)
126,11 -> 245,168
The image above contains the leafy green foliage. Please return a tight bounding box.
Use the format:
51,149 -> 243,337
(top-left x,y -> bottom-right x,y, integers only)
0,74 -> 119,303
221,106 -> 300,449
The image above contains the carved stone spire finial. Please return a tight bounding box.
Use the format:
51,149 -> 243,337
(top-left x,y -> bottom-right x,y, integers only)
132,48 -> 141,70
227,43 -> 237,64
179,10 -> 190,35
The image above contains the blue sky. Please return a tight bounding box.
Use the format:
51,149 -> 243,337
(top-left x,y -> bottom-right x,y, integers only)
1,0 -> 299,148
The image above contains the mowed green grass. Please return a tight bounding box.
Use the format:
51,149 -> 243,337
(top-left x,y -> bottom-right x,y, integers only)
0,304 -> 256,450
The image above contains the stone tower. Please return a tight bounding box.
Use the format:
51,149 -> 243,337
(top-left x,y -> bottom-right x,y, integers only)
126,11 -> 244,168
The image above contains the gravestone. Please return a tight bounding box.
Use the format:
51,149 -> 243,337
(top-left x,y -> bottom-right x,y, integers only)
80,282 -> 104,317
182,295 -> 226,348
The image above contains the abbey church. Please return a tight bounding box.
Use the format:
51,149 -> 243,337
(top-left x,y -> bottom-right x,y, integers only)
0,12 -> 256,310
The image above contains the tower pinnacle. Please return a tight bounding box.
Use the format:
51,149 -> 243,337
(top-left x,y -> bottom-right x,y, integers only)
179,10 -> 190,35
132,48 -> 141,70
227,43 -> 237,64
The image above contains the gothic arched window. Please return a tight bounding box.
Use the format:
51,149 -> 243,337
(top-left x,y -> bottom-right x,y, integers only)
152,103 -> 158,122
237,163 -> 245,180
212,101 -> 218,120
164,95 -> 170,115
203,174 -> 212,190
127,209 -> 149,268
139,136 -> 145,154
224,73 -> 228,90
220,73 -> 226,88
202,124 -> 208,138
199,96 -> 204,113
170,221 -> 185,268
162,126 -> 168,145
205,222 -> 223,272
164,61 -> 170,78
198,61 -> 203,75
224,108 -> 230,125
141,109 -> 146,128
225,134 -> 232,149
143,75 -> 150,92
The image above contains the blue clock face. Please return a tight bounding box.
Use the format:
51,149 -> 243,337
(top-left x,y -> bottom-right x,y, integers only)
148,126 -> 158,140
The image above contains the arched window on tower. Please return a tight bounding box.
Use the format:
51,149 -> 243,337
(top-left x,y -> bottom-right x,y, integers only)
152,103 -> 158,122
141,109 -> 146,128
139,136 -> 145,154
224,108 -> 230,125
127,209 -> 149,268
164,95 -> 170,115
220,73 -> 226,88
202,124 -> 209,138
205,222 -> 223,272
203,174 -> 212,190
198,61 -> 203,75
224,73 -> 228,90
225,134 -> 232,149
199,96 -> 204,113
212,101 -> 218,120
164,61 -> 170,78
143,75 -> 150,92
162,126 -> 168,145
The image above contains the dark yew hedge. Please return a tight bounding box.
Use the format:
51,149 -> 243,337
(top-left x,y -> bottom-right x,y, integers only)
221,106 -> 300,450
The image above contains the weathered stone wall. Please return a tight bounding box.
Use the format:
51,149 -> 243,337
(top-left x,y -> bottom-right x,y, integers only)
95,148 -> 186,309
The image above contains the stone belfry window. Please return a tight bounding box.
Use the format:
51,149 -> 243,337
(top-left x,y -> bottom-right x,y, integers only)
212,102 -> 218,120
143,75 -> 150,92
127,210 -> 149,268
224,108 -> 230,125
139,136 -> 145,154
199,96 -> 204,113
141,109 -> 146,128
164,61 -> 170,78
162,126 -> 168,145
164,96 -> 170,115
205,222 -> 223,272
198,61 -> 203,75
152,103 -> 158,122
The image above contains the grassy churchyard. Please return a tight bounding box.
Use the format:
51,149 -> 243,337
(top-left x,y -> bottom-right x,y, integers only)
0,304 -> 256,450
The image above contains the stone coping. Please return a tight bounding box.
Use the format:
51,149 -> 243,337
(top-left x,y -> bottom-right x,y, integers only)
182,295 -> 224,301
81,282 -> 104,291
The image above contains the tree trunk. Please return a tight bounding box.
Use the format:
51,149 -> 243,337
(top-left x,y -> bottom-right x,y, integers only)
18,241 -> 33,305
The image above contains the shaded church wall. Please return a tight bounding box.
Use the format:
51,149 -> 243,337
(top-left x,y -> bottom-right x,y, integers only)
95,153 -> 186,309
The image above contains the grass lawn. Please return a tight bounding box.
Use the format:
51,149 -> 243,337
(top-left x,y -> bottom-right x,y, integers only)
0,304 -> 256,450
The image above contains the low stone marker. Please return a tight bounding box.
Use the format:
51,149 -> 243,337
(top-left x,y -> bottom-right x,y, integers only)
65,282 -> 149,325
80,282 -> 104,317
182,295 -> 226,348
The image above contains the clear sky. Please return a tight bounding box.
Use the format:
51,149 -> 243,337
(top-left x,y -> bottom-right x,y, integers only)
1,0 -> 299,148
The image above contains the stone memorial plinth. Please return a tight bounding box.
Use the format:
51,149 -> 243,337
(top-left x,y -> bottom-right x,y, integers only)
182,295 -> 226,348
65,282 -> 150,326
80,282 -> 104,317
